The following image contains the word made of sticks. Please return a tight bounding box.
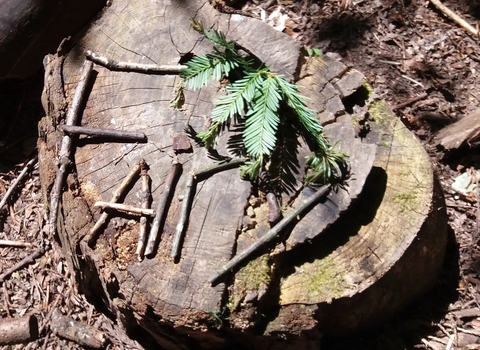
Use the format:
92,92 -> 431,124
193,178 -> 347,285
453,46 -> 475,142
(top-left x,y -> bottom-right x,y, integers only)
50,50 -> 334,288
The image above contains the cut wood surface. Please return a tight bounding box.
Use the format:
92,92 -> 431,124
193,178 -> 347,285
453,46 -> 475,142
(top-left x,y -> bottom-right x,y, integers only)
59,0 -> 299,324
38,0 -> 448,347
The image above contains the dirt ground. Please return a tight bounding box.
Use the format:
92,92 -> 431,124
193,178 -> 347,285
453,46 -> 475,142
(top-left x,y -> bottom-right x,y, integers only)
1,0 -> 480,349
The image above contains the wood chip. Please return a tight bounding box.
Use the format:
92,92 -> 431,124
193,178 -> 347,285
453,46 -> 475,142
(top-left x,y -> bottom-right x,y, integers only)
172,134 -> 192,154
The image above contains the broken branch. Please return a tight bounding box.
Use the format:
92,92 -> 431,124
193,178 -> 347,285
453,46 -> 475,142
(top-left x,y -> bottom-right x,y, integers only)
145,162 -> 182,257
171,158 -> 245,260
136,163 -> 152,260
209,184 -> 331,284
60,125 -> 147,142
0,247 -> 46,283
171,172 -> 195,260
0,314 -> 38,345
86,160 -> 144,246
49,59 -> 94,238
51,309 -> 107,349
0,157 -> 37,212
429,0 -> 479,37
433,108 -> 480,149
94,201 -> 155,217
195,157 -> 246,179
86,50 -> 186,74
392,93 -> 428,111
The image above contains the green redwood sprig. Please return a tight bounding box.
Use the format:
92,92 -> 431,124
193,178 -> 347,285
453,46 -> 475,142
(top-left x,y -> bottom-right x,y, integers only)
174,20 -> 347,185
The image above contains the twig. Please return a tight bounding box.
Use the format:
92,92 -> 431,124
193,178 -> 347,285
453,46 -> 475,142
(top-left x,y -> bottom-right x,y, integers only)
429,0 -> 479,37
445,335 -> 454,350
427,335 -> 448,345
0,240 -> 32,248
0,247 -> 46,283
392,38 -> 406,71
3,284 -> 11,317
171,158 -> 245,260
392,92 -> 428,111
0,157 -> 37,212
171,173 -> 195,259
420,338 -> 440,350
41,332 -> 49,350
94,201 -> 155,217
378,60 -> 402,66
425,30 -> 453,51
457,327 -> 480,336
195,157 -> 246,179
145,162 -> 182,257
86,160 -> 144,246
401,74 -> 424,88
60,125 -> 147,142
86,50 -> 187,74
470,91 -> 480,103
136,163 -> 152,260
51,309 -> 106,349
437,322 -> 453,337
209,184 -> 331,284
49,60 -> 94,237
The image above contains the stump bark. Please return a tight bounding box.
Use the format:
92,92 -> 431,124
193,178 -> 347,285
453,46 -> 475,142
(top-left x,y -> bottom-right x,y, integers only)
38,0 -> 448,348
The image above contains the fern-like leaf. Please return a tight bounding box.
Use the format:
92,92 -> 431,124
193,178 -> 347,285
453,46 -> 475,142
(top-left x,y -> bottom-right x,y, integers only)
180,49 -> 243,91
268,118 -> 301,194
243,75 -> 281,158
240,158 -> 263,180
274,74 -> 348,183
203,29 -> 234,51
180,54 -> 223,90
190,19 -> 234,51
305,140 -> 348,183
273,75 -> 322,136
170,82 -> 185,109
211,71 -> 262,125
197,122 -> 221,149
180,23 -> 348,185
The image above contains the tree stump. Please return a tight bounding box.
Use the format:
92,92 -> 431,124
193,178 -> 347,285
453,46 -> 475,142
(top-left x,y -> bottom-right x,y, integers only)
38,0 -> 448,348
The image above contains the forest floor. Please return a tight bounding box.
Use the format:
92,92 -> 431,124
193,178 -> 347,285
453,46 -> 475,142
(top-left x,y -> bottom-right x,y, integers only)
1,0 -> 480,349
262,0 -> 480,348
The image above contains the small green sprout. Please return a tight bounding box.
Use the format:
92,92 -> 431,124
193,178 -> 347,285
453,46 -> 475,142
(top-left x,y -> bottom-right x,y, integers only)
306,47 -> 323,57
